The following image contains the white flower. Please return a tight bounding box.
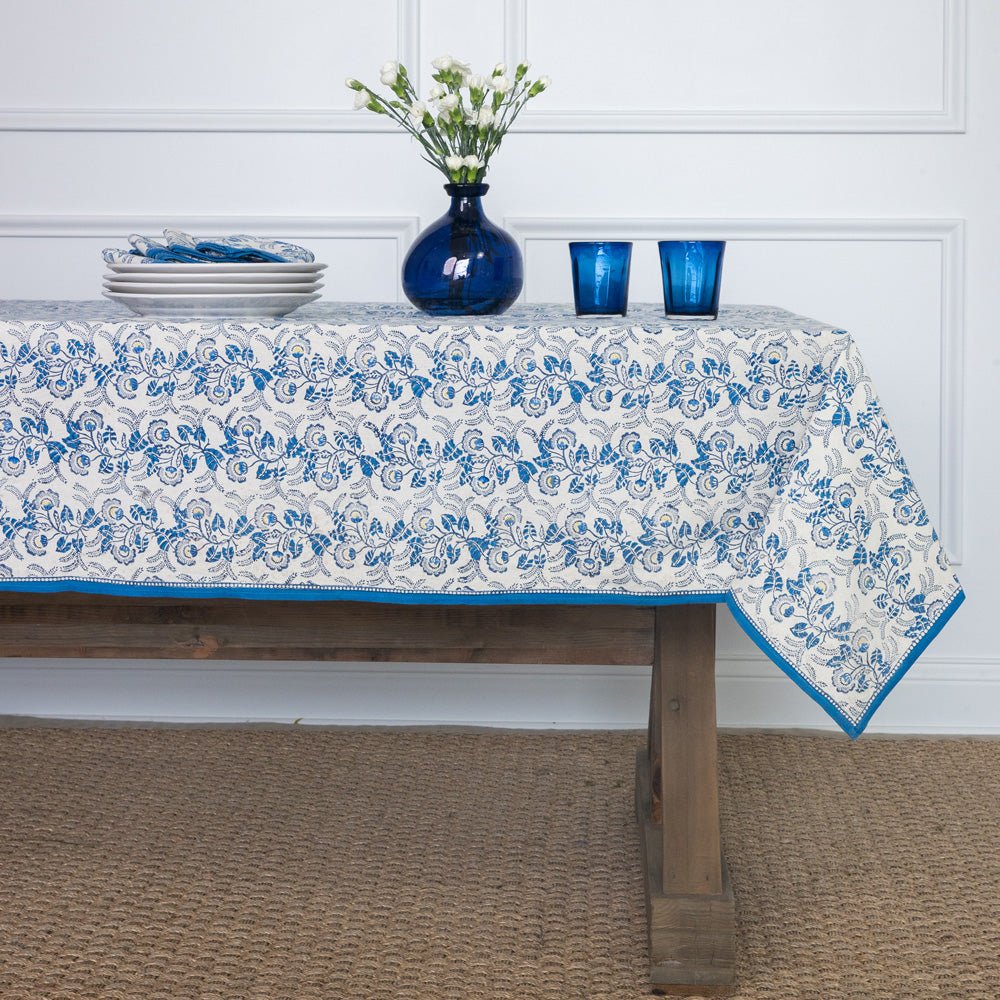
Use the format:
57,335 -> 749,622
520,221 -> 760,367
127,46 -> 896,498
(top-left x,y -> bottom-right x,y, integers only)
432,54 -> 454,71
380,60 -> 400,86
429,84 -> 446,100
490,74 -> 512,94
537,75 -> 551,90
409,100 -> 427,122
462,154 -> 481,170
477,107 -> 495,126
464,74 -> 488,90
353,90 -> 371,110
438,93 -> 460,112
493,62 -> 506,76
445,154 -> 464,171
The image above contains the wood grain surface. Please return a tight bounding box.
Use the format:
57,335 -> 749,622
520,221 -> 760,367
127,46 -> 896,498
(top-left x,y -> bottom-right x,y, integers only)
0,595 -> 654,664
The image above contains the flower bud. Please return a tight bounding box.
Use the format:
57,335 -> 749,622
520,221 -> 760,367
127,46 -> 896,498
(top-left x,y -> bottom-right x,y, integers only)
380,60 -> 400,86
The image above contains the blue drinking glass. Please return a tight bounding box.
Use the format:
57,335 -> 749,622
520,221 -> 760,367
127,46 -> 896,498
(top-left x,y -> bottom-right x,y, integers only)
658,241 -> 726,319
569,242 -> 633,316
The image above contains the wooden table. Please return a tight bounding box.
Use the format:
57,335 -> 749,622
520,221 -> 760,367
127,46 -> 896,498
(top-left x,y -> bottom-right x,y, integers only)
0,593 -> 735,993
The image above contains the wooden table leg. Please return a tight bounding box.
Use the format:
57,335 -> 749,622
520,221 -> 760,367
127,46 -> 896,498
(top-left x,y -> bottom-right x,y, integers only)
635,604 -> 736,994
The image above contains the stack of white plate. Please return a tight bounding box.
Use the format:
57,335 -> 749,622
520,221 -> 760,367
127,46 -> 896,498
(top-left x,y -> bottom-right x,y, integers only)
103,261 -> 326,318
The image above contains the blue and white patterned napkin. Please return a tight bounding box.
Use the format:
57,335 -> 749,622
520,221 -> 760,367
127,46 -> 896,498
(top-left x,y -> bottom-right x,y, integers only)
102,230 -> 315,265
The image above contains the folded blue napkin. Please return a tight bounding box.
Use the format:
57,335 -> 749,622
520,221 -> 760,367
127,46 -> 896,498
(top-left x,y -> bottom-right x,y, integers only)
102,230 -> 315,265
143,243 -> 289,263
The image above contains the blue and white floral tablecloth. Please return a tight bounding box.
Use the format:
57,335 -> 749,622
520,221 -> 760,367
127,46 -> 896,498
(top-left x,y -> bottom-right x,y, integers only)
0,301 -> 963,735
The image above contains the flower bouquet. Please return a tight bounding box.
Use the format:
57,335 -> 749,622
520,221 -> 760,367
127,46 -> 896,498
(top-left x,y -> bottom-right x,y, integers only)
346,56 -> 550,315
346,57 -> 549,183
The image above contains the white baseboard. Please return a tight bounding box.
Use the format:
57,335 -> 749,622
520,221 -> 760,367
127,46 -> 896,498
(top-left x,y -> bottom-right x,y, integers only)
0,656 -> 997,735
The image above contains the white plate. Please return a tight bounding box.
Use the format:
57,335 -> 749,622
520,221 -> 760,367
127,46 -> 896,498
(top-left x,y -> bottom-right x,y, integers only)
106,261 -> 327,275
103,280 -> 323,295
103,290 -> 322,318
104,269 -> 325,285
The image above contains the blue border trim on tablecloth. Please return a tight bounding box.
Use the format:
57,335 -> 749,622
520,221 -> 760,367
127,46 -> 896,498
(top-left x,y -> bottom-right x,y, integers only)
846,586 -> 965,736
0,578 -> 964,738
0,578 -> 728,605
728,586 -> 965,738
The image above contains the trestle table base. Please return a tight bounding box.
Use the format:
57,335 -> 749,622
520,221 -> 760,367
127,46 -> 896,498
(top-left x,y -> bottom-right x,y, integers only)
639,603 -> 736,993
0,594 -> 736,992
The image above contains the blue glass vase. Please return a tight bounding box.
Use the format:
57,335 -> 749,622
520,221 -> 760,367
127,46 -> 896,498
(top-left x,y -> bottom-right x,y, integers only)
402,183 -> 523,316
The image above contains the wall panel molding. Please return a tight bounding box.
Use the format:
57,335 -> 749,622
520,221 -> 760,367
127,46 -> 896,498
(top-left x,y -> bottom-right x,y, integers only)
0,215 -> 420,289
505,216 -> 965,565
0,0 -> 422,133
0,0 -> 965,133
505,0 -> 966,133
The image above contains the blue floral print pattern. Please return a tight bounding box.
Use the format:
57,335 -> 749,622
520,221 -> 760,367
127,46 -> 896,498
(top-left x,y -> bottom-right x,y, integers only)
0,302 -> 963,736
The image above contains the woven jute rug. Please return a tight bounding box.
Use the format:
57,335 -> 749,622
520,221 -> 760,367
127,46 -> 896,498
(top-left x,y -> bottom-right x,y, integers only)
0,726 -> 998,1000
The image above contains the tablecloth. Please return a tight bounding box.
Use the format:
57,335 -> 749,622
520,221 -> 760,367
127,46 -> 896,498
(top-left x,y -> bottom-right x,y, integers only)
0,302 -> 963,736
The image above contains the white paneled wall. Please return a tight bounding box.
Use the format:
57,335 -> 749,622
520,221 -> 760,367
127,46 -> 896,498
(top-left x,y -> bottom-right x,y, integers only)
0,216 -> 416,300
0,0 -> 996,732
516,0 -> 964,130
0,0 -> 412,129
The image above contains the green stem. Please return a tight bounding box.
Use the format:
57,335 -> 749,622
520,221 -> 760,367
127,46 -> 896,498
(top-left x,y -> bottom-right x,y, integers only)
367,91 -> 444,163
356,70 -> 548,181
